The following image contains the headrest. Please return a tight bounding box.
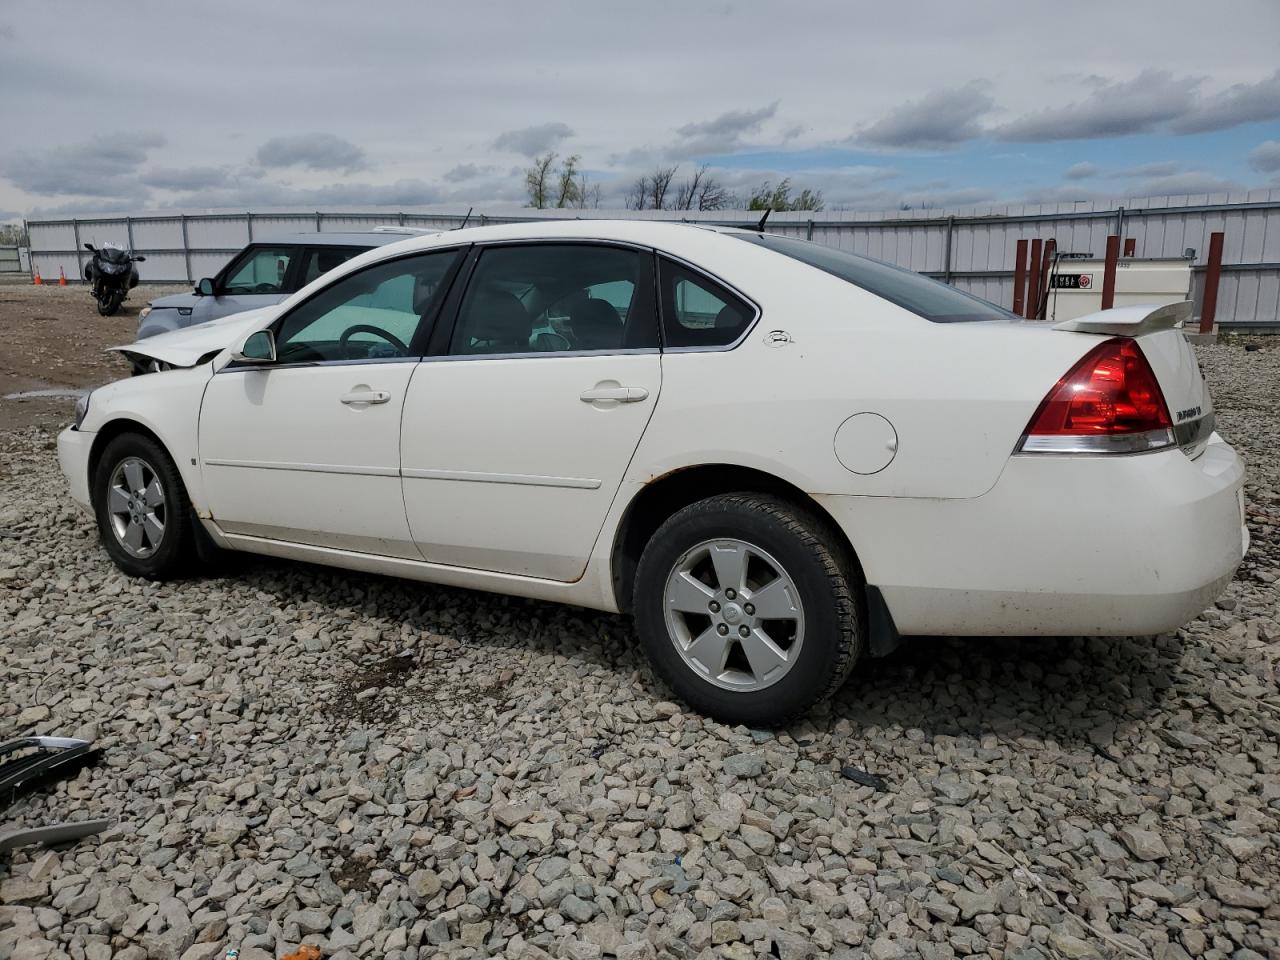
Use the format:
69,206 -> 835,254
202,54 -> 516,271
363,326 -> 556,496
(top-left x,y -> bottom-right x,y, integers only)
464,289 -> 532,347
714,304 -> 744,330
570,298 -> 622,349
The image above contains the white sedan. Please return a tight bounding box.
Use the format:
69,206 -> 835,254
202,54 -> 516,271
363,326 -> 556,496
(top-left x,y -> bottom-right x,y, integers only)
57,220 -> 1248,725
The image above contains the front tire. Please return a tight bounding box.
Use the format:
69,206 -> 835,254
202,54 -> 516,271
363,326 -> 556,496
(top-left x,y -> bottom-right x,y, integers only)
92,433 -> 195,579
96,291 -> 123,316
634,493 -> 863,726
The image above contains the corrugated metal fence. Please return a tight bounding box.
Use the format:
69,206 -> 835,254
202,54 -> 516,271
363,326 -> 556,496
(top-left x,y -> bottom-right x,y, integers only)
24,190 -> 1280,325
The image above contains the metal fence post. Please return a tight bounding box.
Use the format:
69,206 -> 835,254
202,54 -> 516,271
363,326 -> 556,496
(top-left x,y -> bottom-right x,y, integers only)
246,212 -> 254,242
943,216 -> 954,283
315,211 -> 322,233
1101,234 -> 1120,310
1200,231 -> 1225,334
1012,239 -> 1028,316
71,219 -> 83,281
180,215 -> 193,283
806,219 -> 814,241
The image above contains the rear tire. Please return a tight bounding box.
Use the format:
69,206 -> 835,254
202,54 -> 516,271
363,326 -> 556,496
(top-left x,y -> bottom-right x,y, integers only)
92,433 -> 195,579
634,493 -> 863,726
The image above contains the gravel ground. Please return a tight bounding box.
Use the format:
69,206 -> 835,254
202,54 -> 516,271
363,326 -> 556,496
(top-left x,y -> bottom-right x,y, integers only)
1,337 -> 1278,960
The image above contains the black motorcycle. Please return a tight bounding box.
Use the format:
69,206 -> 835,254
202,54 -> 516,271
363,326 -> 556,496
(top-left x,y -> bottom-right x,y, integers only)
83,242 -> 145,316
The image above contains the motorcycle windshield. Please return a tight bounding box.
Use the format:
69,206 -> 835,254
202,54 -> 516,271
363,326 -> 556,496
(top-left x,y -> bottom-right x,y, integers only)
99,247 -> 129,264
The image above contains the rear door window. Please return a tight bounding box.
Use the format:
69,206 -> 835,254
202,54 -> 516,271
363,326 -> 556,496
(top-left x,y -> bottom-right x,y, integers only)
450,243 -> 660,356
658,258 -> 755,348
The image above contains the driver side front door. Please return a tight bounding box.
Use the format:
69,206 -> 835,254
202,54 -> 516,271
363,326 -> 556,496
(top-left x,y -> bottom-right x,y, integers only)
198,247 -> 463,557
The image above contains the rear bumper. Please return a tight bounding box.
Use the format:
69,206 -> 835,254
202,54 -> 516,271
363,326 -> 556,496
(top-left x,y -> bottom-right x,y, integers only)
820,434 -> 1247,636
57,427 -> 95,514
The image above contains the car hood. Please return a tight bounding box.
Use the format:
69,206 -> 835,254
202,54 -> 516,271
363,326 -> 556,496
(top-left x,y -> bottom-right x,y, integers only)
107,306 -> 274,368
146,291 -> 201,310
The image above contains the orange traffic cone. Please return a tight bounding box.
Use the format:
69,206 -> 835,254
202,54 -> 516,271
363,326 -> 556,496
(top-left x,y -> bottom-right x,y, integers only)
58,267 -> 67,286
32,268 -> 42,285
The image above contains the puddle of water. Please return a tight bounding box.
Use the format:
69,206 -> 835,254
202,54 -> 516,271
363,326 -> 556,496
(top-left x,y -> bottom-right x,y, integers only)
3,388 -> 88,401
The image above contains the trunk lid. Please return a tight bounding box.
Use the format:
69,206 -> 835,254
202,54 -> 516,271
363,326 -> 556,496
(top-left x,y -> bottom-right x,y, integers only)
1054,301 -> 1214,457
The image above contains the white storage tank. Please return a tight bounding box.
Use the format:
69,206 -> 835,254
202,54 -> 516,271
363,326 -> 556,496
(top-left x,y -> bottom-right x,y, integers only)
1044,255 -> 1194,323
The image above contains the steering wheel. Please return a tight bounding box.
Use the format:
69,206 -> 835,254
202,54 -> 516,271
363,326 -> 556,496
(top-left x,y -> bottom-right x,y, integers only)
339,324 -> 408,358
252,283 -> 277,294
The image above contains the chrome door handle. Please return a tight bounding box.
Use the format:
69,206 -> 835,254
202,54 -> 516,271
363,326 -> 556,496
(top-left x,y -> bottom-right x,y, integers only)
340,390 -> 391,405
580,386 -> 649,403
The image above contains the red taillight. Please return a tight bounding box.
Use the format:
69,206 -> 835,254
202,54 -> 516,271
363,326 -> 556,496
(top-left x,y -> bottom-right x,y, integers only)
1019,338 -> 1174,454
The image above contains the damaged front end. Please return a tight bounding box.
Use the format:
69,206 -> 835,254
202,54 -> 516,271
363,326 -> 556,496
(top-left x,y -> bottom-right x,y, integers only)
107,305 -> 277,375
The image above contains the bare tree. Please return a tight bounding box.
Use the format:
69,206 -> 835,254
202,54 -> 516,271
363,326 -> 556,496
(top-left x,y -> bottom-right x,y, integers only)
524,152 -> 558,209
575,177 -> 602,209
672,164 -> 707,211
626,175 -> 651,210
648,165 -> 678,211
555,154 -> 581,208
672,164 -> 730,211
696,178 -> 731,211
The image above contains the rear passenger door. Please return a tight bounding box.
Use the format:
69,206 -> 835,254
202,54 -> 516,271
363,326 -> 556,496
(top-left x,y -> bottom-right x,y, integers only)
400,242 -> 662,581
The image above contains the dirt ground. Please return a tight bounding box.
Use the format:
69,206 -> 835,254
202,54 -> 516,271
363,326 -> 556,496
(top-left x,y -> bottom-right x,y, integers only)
0,281 -> 183,433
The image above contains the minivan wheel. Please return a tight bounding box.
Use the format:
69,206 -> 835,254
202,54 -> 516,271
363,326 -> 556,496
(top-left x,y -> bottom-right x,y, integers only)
634,493 -> 863,726
93,433 -> 194,579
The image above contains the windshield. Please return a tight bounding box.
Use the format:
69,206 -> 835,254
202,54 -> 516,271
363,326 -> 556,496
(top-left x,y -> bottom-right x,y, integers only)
99,246 -> 129,263
739,233 -> 1016,323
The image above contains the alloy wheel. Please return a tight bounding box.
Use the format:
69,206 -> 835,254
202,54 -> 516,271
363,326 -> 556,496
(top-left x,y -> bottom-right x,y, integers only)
662,538 -> 805,692
106,457 -> 166,559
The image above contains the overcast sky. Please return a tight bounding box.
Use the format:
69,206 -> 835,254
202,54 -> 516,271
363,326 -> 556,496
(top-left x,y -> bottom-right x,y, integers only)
2,0 -> 1279,221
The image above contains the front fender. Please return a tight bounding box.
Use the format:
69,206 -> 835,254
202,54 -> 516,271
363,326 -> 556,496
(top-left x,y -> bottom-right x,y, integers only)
80,366 -> 214,514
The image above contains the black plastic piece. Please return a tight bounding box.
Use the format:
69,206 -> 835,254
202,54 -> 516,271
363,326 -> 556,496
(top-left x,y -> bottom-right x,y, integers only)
865,585 -> 902,658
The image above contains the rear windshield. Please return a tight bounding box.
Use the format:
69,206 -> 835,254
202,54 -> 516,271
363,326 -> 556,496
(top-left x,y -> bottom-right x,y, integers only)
739,233 -> 1015,323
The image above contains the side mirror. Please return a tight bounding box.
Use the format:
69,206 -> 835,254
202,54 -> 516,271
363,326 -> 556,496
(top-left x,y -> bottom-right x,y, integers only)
231,329 -> 276,364
133,255 -> 147,263
83,242 -> 95,252
196,277 -> 215,296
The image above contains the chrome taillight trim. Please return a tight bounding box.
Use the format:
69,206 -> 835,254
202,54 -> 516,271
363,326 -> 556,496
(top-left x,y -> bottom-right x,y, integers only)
1015,427 -> 1175,455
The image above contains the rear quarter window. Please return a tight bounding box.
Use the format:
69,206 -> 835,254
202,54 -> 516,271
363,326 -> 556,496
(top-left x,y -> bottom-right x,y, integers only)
740,233 -> 1015,324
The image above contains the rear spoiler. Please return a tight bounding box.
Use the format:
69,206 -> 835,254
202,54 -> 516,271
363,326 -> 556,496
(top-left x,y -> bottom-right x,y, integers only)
1052,300 -> 1191,337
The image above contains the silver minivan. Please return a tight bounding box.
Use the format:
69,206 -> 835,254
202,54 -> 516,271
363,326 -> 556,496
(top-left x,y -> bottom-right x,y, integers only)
135,231 -> 413,339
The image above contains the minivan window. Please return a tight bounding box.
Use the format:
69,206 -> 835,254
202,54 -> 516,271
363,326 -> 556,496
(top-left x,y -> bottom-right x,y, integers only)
739,233 -> 1016,323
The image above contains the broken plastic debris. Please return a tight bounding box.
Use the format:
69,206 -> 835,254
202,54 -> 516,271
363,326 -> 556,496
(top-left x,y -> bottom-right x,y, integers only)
839,766 -> 888,791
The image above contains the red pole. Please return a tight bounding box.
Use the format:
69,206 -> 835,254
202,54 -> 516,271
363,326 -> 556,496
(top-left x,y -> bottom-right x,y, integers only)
1200,230 -> 1225,334
1123,238 -> 1136,258
1036,239 -> 1055,320
1026,239 -> 1042,319
1101,235 -> 1120,310
1012,239 -> 1028,317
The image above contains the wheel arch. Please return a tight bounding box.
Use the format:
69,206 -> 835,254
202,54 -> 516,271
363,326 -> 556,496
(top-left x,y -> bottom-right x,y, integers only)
611,463 -> 901,656
610,464 -> 850,599
87,418 -> 171,506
